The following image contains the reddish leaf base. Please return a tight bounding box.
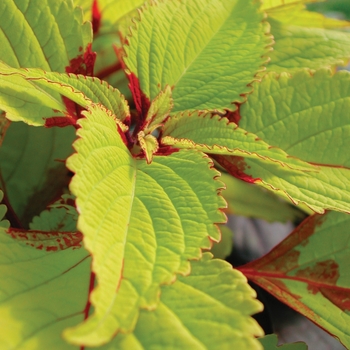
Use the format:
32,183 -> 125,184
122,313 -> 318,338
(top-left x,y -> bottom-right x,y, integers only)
92,0 -> 101,35
66,44 -> 96,77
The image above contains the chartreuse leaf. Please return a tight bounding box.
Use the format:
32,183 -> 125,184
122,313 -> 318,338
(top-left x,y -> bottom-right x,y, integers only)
0,62 -> 130,125
259,334 -> 308,350
75,0 -> 144,33
0,0 -> 91,70
29,194 -> 78,232
109,253 -> 263,349
123,0 -> 271,113
239,211 -> 350,349
260,0 -> 317,11
209,224 -> 233,259
267,17 -> 350,72
266,3 -> 350,29
227,70 -> 350,214
162,112 -> 315,172
0,190 -> 9,228
0,122 -> 76,227
240,70 -> 350,167
222,156 -> 350,213
221,173 -> 304,223
0,228 -> 91,349
65,104 -> 226,345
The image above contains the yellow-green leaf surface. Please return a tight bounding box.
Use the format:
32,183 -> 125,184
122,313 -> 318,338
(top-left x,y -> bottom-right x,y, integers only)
162,112 -> 315,171
267,17 -> 350,72
221,173 -> 304,223
266,3 -> 350,29
75,0 -> 144,33
0,63 -> 130,125
123,0 -> 271,113
108,253 -> 263,350
240,70 -> 350,167
29,194 -> 78,232
0,122 -> 76,227
240,211 -> 350,349
0,190 -> 9,228
259,334 -> 308,350
231,70 -> 350,213
260,0 -> 318,11
209,224 -> 233,259
229,157 -> 350,213
65,104 -> 226,345
0,0 -> 91,71
0,230 -> 91,349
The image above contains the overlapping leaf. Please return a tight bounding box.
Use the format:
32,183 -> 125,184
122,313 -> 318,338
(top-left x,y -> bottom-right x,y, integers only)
220,173 -> 305,222
0,228 -> 90,349
29,194 -> 78,232
162,112 -> 315,171
259,334 -> 308,350
0,63 -> 130,125
75,0 -> 144,33
109,253 -> 263,349
123,0 -> 271,113
266,17 -> 350,72
239,211 -> 350,349
0,0 -> 91,71
260,0 -> 317,11
221,70 -> 350,213
240,70 -> 350,167
65,104 -> 226,345
0,121 -> 76,227
266,3 -> 350,29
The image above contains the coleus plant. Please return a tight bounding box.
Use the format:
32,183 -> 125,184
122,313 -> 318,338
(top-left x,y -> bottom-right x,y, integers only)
0,0 -> 350,348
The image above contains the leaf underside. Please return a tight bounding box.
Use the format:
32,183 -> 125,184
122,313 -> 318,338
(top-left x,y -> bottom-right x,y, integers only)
240,211 -> 350,349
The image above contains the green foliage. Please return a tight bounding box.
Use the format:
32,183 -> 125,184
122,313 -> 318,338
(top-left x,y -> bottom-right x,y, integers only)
0,0 -> 349,348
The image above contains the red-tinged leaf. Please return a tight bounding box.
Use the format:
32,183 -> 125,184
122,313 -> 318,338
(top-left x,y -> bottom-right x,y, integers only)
214,155 -> 261,184
239,211 -> 350,348
92,0 -> 101,34
65,44 -> 96,77
6,229 -> 83,251
127,72 -> 151,121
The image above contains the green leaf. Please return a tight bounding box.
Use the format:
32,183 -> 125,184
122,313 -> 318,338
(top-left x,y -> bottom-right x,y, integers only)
259,334 -> 308,350
0,62 -> 130,125
224,70 -> 350,213
240,70 -> 350,168
108,253 -> 264,349
266,3 -> 350,29
0,123 -> 76,227
123,0 -> 271,113
75,0 -> 144,34
209,224 -> 233,259
260,0 -> 317,11
144,85 -> 173,133
29,194 -> 78,232
162,112 -> 316,171
65,104 -> 226,345
267,18 -> 350,72
0,229 -> 90,349
240,211 -> 350,349
0,189 -> 9,228
220,156 -> 350,214
0,0 -> 91,71
221,172 -> 305,223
